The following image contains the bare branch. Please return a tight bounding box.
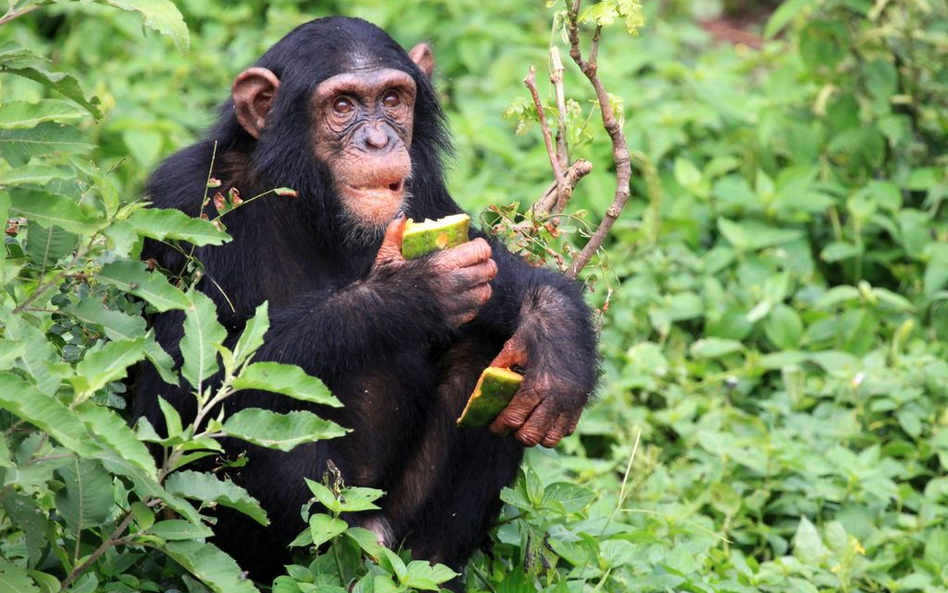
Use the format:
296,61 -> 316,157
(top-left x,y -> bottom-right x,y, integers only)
0,5 -> 39,27
549,46 -> 570,169
532,159 -> 592,217
524,66 -> 567,200
564,5 -> 633,278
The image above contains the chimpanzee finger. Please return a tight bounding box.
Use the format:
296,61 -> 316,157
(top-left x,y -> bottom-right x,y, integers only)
489,388 -> 541,436
489,335 -> 528,369
540,413 -> 572,448
565,410 -> 581,436
514,402 -> 557,447
374,213 -> 407,264
455,259 -> 497,288
437,237 -> 492,269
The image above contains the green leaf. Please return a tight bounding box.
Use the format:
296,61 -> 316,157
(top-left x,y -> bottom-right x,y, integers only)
0,99 -> 86,129
344,527 -> 384,558
143,335 -> 179,385
76,401 -> 158,480
10,190 -> 101,234
68,299 -> 148,342
690,338 -> 743,359
0,372 -> 99,457
54,459 -> 114,531
925,529 -> 948,567
222,409 -> 347,452
403,561 -> 458,591
147,519 -> 214,541
24,224 -> 77,269
793,516 -> 831,564
128,207 -> 230,246
156,540 -> 260,593
180,291 -> 227,390
0,42 -> 101,118
765,0 -> 817,38
92,0 -> 190,53
335,487 -> 384,513
0,492 -> 47,569
0,559 -> 40,593
308,513 -> 347,547
764,304 -> 804,349
0,164 -> 71,187
165,470 -> 268,526
541,482 -> 595,514
99,260 -> 189,312
0,123 -> 93,166
717,218 -> 803,252
232,362 -> 341,408
71,338 -> 146,395
232,303 -> 269,366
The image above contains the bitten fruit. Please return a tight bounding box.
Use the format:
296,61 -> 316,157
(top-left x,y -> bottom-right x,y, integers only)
456,367 -> 523,428
401,213 -> 471,259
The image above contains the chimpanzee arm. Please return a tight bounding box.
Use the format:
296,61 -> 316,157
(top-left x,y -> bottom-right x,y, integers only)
470,238 -> 599,447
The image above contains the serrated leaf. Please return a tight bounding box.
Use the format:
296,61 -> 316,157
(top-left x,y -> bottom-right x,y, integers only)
128,207 -> 230,246
0,42 -> 101,118
233,303 -> 269,366
0,123 -> 93,166
156,540 -> 260,593
165,470 -> 268,526
0,559 -> 40,593
232,362 -> 341,407
0,99 -> 85,129
92,0 -> 190,53
223,409 -> 347,452
147,519 -> 214,541
54,459 -> 114,531
0,372 -> 99,457
99,260 -> 189,312
180,291 -> 226,390
143,335 -> 179,385
25,223 -> 77,270
10,190 -> 101,234
68,299 -> 147,342
71,337 -> 146,394
75,401 -> 157,480
0,164 -> 71,187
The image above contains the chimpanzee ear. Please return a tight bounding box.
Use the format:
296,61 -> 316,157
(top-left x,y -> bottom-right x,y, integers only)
408,43 -> 434,78
232,67 -> 281,140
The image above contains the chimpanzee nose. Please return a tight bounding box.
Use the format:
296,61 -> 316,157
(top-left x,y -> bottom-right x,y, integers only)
363,125 -> 390,151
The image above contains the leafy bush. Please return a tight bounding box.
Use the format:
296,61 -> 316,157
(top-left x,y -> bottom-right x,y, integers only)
1,1 -> 947,593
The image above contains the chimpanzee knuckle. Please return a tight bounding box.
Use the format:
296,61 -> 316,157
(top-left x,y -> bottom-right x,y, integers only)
472,238 -> 492,261
477,284 -> 492,304
541,429 -> 565,448
487,258 -> 498,278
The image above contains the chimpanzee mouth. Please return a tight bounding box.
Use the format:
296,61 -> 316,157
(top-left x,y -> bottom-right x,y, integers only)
345,178 -> 405,197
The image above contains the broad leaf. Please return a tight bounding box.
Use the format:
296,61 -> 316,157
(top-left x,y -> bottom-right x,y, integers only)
128,207 -> 230,246
76,402 -> 158,480
99,260 -> 189,312
146,519 -> 214,541
143,335 -> 179,385
54,459 -> 114,531
0,372 -> 99,457
0,123 -> 92,166
0,558 -> 40,593
157,540 -> 260,593
0,99 -> 85,129
92,0 -> 190,52
223,409 -> 347,452
180,291 -> 226,390
232,362 -> 341,408
0,42 -> 101,118
165,470 -> 268,526
232,302 -> 269,366
308,513 -> 347,547
70,338 -> 146,394
68,299 -> 147,342
24,224 -> 77,270
10,190 -> 101,235
0,164 -> 71,187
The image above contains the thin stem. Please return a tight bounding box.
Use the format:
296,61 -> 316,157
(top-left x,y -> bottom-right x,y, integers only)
13,235 -> 95,315
0,5 -> 40,27
524,66 -> 569,215
60,510 -> 137,589
549,46 -> 570,169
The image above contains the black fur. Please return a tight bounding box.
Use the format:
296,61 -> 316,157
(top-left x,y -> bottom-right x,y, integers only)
135,16 -> 597,590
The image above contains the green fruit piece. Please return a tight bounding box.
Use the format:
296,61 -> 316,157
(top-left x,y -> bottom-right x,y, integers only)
401,213 -> 470,260
456,367 -> 523,428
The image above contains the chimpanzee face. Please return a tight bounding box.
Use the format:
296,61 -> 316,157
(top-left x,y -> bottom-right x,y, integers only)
311,67 -> 416,228
230,43 -> 434,231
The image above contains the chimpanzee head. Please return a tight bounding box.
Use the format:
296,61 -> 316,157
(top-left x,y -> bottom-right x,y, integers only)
220,17 -> 449,241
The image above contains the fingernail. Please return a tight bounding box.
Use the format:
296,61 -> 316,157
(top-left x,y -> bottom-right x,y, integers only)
395,210 -> 406,220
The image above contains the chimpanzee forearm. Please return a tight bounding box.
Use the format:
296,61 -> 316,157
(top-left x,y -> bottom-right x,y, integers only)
255,258 -> 453,378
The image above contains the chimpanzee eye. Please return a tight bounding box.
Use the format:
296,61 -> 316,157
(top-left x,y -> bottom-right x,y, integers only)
333,96 -> 354,114
382,91 -> 400,108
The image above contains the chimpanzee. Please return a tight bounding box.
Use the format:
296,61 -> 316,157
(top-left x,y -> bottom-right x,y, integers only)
135,16 -> 597,589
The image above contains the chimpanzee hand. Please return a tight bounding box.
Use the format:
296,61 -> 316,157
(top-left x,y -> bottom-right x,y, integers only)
373,214 -> 497,329
487,287 -> 594,448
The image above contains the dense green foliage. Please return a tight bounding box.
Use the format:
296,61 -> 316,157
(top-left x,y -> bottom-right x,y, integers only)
0,0 -> 947,592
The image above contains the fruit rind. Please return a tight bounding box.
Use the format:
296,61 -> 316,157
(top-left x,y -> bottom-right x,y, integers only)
456,367 -> 523,428
401,213 -> 471,260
